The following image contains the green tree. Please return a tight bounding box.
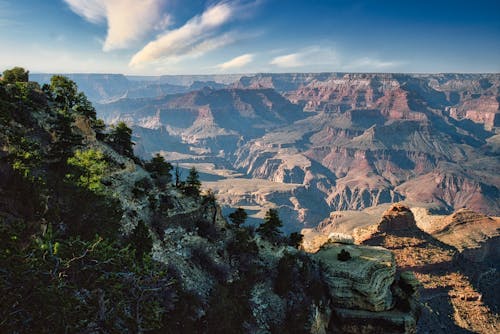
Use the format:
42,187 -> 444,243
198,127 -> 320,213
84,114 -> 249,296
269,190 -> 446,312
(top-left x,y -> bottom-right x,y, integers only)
185,166 -> 201,197
73,91 -> 97,120
49,75 -> 79,111
145,153 -> 172,186
108,122 -> 134,158
228,207 -> 248,227
288,232 -> 303,249
128,220 -> 153,262
67,149 -> 108,193
2,67 -> 29,83
257,208 -> 283,242
49,110 -> 83,166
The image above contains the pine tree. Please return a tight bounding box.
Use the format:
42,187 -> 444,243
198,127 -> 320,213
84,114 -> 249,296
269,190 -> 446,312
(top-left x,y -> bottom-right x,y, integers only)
145,153 -> 173,187
185,166 -> 201,197
108,122 -> 134,157
229,207 -> 248,227
257,208 -> 283,242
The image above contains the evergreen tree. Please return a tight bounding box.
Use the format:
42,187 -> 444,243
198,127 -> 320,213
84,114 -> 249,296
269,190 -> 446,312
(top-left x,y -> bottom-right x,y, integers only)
49,75 -> 79,111
257,208 -> 283,242
229,207 -> 248,227
185,166 -> 201,197
49,110 -> 83,166
145,153 -> 173,187
73,92 -> 97,120
108,122 -> 134,158
288,232 -> 303,248
128,220 -> 153,262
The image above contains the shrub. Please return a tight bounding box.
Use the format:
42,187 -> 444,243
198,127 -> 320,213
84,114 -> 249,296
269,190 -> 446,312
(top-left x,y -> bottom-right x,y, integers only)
228,207 -> 248,227
337,249 -> 351,261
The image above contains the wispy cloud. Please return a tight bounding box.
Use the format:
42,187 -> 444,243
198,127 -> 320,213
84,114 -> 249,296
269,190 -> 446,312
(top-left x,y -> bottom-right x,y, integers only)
129,2 -> 239,67
270,53 -> 303,68
345,57 -> 401,70
270,47 -> 339,69
216,53 -> 254,70
63,0 -> 169,51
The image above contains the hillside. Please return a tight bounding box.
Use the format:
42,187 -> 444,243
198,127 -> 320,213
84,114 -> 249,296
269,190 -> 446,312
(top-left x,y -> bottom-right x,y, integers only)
0,70 -> 421,333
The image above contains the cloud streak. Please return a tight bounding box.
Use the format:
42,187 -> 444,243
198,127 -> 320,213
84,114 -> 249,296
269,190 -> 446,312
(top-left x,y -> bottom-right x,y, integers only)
345,57 -> 401,70
270,47 -> 339,69
216,53 -> 254,70
63,0 -> 169,51
129,2 -> 237,67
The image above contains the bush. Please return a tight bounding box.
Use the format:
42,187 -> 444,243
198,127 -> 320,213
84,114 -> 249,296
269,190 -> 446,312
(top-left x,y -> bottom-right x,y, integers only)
337,249 -> 351,261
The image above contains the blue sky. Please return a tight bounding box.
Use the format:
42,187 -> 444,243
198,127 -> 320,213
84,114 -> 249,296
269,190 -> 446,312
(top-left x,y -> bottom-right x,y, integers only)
1,0 -> 499,74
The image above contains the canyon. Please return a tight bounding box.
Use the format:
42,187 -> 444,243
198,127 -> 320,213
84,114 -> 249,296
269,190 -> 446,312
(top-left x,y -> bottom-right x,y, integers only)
31,72 -> 500,232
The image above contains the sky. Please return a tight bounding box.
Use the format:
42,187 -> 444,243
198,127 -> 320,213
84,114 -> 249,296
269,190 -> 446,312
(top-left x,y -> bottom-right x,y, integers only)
0,0 -> 499,75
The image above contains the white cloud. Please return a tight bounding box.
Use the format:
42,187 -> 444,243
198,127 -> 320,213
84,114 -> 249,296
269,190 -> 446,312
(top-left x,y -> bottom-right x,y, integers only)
346,57 -> 400,70
270,53 -> 303,68
63,0 -> 169,51
270,47 -> 339,69
129,2 -> 236,67
216,53 -> 254,70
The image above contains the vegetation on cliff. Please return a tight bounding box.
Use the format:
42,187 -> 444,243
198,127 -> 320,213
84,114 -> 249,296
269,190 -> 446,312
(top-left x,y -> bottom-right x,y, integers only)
0,68 -> 334,333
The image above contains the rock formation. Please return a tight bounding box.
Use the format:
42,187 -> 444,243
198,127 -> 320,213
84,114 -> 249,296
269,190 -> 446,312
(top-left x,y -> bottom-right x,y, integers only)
350,204 -> 500,333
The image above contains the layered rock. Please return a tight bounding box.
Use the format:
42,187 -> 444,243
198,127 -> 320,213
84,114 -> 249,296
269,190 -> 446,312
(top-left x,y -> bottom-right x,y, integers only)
314,243 -> 396,312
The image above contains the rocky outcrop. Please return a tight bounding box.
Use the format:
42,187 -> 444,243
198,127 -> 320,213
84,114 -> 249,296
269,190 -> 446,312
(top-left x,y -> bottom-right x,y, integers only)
355,204 -> 500,333
314,243 -> 396,312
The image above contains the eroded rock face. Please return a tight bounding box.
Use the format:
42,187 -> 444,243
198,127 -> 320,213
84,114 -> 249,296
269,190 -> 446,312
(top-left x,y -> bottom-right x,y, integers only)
377,203 -> 417,233
354,203 -> 500,334
314,243 -> 396,312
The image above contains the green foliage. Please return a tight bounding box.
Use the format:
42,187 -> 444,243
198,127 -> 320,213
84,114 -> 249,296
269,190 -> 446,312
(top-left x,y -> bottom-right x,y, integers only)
127,221 -> 153,262
288,232 -> 303,249
93,118 -> 106,139
47,75 -> 97,120
7,136 -> 42,181
0,235 -> 176,333
48,110 -> 83,164
108,121 -> 134,157
257,208 -> 283,242
66,149 -> 108,193
184,166 -> 201,197
145,153 -> 173,187
2,67 -> 29,83
229,207 -> 248,227
49,75 -> 79,111
202,282 -> 253,333
337,249 -> 351,261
